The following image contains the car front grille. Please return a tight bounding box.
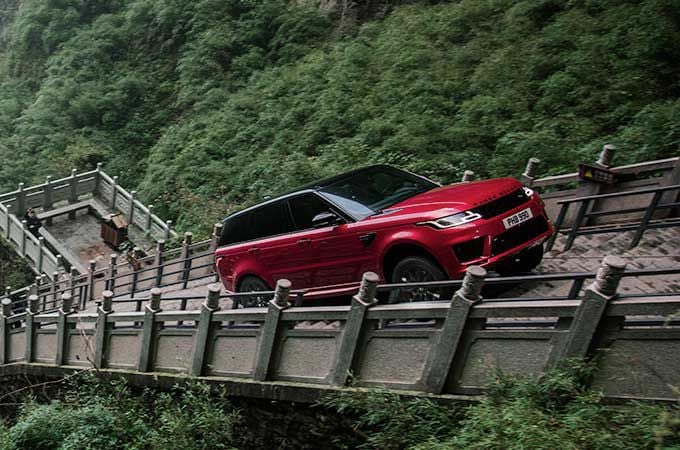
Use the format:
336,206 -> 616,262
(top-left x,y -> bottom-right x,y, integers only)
473,188 -> 529,219
453,237 -> 485,263
491,216 -> 549,256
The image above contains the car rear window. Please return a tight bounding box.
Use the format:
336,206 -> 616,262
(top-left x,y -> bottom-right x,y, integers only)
219,201 -> 292,246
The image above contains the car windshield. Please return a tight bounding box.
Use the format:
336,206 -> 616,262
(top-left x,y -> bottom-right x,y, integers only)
318,166 -> 437,219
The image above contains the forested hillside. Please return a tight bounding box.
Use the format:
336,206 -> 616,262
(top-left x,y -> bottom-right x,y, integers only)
0,0 -> 678,233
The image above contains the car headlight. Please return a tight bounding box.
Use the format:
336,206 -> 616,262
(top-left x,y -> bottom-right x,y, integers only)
418,211 -> 482,229
522,186 -> 534,197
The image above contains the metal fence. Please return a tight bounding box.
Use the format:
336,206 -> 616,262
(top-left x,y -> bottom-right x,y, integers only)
546,184 -> 680,251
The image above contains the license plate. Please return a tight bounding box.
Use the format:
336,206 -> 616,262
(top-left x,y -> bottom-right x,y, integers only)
503,208 -> 533,229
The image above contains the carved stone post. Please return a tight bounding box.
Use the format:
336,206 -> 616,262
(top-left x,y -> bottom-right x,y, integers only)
596,144 -> 616,168
56,293 -> 74,365
111,175 -> 119,209
420,266 -> 486,393
50,271 -> 60,308
20,220 -> 27,256
24,295 -> 39,362
520,157 -> 540,187
254,279 -> 292,381
43,175 -> 54,212
94,163 -> 103,194
164,220 -> 172,240
68,266 -> 79,296
145,204 -> 154,236
154,240 -> 165,287
137,288 -> 162,372
106,253 -> 118,293
37,237 -> 45,273
561,256 -> 626,360
191,284 -> 221,376
4,203 -> 11,239
128,190 -> 136,224
330,272 -> 379,385
210,223 -> 224,279
86,260 -> 97,304
210,223 -> 223,253
461,170 -> 475,182
68,169 -> 78,219
181,232 -> 193,291
16,183 -> 25,216
0,298 -> 12,365
93,290 -> 113,369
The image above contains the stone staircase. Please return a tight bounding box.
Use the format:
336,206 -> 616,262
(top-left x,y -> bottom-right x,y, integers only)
505,227 -> 680,299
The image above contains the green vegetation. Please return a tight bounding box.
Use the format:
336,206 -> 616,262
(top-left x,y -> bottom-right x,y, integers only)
0,375 -> 240,450
0,364 -> 677,449
322,361 -> 680,450
0,0 -> 679,235
0,236 -> 33,290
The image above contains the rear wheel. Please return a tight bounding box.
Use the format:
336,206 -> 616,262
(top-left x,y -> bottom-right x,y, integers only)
388,256 -> 449,303
236,276 -> 272,308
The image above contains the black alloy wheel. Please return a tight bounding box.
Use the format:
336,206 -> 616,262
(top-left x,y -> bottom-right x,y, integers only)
236,276 -> 273,308
388,256 -> 450,303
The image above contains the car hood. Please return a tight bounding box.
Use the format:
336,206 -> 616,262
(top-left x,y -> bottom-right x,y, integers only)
364,177 -> 522,222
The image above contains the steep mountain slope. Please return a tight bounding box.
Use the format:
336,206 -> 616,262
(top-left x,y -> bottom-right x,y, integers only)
0,0 -> 678,233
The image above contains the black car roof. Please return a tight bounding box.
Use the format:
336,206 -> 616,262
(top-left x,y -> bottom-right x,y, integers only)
221,164 -> 436,223
295,164 -> 394,191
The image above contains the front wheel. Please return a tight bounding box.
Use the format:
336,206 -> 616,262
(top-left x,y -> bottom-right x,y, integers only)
236,276 -> 272,308
388,256 -> 449,303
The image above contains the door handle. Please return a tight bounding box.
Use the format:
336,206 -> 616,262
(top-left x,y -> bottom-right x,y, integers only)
248,247 -> 260,254
296,238 -> 311,246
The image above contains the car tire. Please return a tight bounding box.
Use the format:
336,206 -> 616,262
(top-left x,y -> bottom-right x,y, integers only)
496,244 -> 544,276
388,256 -> 449,303
236,276 -> 272,308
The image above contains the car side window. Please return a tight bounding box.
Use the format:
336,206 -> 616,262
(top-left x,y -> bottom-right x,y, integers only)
219,201 -> 292,246
288,193 -> 336,231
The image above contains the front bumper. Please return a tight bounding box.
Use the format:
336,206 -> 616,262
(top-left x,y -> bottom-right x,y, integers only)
428,199 -> 554,277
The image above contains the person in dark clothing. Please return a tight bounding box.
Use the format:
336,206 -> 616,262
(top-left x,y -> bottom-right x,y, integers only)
24,208 -> 42,236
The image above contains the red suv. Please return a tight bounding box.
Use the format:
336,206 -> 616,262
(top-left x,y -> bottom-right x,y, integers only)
215,165 -> 553,300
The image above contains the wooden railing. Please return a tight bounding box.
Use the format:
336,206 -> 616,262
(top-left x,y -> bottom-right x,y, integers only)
1,257 -> 678,402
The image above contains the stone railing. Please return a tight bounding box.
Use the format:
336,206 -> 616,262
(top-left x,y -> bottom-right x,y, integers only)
1,257 -> 678,402
0,165 -> 177,278
518,146 -> 680,226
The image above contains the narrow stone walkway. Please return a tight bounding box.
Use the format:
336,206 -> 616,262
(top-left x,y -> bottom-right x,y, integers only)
505,227 -> 680,299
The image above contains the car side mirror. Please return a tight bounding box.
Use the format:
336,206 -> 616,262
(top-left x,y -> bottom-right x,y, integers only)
312,211 -> 342,228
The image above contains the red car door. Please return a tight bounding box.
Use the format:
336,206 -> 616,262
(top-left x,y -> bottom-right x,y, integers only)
287,193 -> 372,288
240,200 -> 315,288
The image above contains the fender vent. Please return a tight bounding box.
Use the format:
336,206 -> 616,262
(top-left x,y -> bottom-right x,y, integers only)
453,238 -> 485,263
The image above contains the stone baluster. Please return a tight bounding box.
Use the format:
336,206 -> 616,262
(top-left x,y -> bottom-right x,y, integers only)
330,271 -> 379,386
461,170 -> 475,182
138,288 -> 163,372
420,266 -> 486,393
93,290 -> 114,369
561,256 -> 626,360
191,284 -> 221,376
254,279 -> 292,381
520,157 -> 540,187
55,293 -> 74,365
596,144 -> 616,168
